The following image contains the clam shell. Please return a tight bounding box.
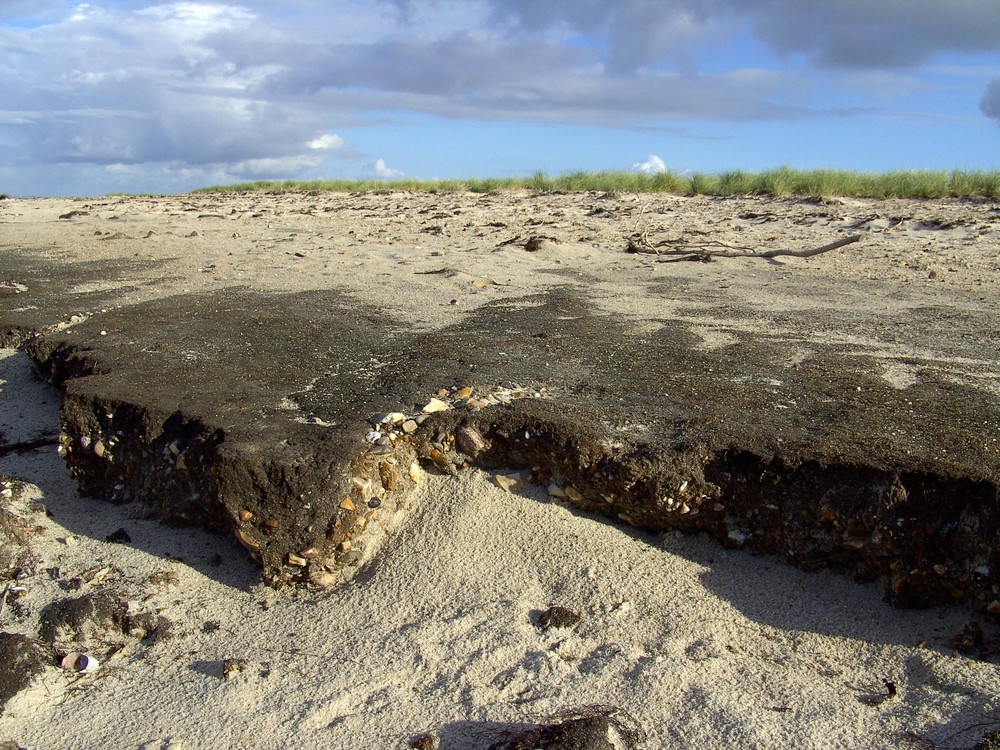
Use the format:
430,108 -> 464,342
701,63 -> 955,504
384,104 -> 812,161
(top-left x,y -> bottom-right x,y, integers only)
61,652 -> 99,673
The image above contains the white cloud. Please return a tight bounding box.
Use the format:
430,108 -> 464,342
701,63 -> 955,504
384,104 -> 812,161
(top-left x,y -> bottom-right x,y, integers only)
229,154 -> 328,177
372,158 -> 405,178
632,154 -> 667,174
308,134 -> 346,150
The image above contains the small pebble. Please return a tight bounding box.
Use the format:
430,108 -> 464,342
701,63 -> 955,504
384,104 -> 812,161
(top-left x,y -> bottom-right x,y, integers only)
422,398 -> 451,414
455,425 -> 488,455
311,571 -> 337,588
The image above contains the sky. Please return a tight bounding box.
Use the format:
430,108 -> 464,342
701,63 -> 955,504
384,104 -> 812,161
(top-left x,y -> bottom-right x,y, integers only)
2,0 -> 1000,196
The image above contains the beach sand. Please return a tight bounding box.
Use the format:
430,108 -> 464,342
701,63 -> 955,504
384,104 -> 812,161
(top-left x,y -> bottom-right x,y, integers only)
1,191 -> 999,749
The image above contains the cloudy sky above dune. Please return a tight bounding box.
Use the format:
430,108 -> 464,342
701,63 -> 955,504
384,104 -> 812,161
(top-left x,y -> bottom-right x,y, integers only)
1,0 -> 999,196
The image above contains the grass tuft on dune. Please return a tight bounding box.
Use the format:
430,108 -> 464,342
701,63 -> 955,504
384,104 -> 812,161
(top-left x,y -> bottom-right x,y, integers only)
195,168 -> 1000,199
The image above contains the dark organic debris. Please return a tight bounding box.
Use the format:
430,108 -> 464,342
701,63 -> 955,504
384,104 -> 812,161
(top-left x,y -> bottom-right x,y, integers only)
410,733 -> 437,750
37,592 -> 169,667
488,706 -> 645,750
222,657 -> 248,680
104,527 -> 132,544
0,496 -> 35,582
537,605 -> 582,632
950,621 -> 1000,661
975,730 -> 1000,750
524,235 -> 558,252
0,633 -> 47,714
858,678 -> 897,707
38,593 -> 125,654
899,730 -> 936,749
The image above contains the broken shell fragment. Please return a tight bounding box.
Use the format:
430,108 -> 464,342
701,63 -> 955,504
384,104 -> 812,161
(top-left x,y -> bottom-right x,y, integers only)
61,652 -> 99,673
93,440 -> 106,458
547,483 -> 567,499
299,546 -> 320,559
287,553 -> 308,567
339,497 -> 356,512
408,462 -> 424,483
454,386 -> 474,399
235,529 -> 260,552
371,411 -> 406,425
351,476 -> 372,496
495,474 -> 522,493
564,486 -> 584,503
262,518 -> 280,530
238,509 -> 253,522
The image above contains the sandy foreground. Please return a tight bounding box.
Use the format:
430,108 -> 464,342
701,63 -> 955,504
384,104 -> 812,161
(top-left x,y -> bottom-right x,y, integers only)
0,191 -> 999,749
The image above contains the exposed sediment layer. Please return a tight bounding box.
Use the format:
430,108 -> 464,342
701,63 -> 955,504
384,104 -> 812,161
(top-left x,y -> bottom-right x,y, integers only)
2,192 -> 998,615
11,283 -> 999,612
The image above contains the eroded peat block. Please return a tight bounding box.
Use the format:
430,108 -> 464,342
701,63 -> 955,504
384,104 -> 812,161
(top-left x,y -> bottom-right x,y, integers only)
2,193 -> 997,614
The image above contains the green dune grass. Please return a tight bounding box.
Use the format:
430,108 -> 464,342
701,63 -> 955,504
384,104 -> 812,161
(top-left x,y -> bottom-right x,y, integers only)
195,167 -> 1000,200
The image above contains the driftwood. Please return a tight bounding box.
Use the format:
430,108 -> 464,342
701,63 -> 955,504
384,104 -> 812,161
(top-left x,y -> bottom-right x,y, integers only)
627,233 -> 862,262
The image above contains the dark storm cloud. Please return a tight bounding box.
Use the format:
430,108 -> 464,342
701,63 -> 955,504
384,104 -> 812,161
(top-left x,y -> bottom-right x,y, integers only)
485,0 -> 1000,71
747,0 -> 1000,69
982,79 -> 1000,124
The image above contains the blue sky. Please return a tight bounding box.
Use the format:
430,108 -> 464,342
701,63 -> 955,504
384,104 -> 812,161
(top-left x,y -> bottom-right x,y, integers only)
1,0 -> 999,196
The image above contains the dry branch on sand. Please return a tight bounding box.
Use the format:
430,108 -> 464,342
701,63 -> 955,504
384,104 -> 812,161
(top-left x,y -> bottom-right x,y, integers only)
626,232 -> 862,262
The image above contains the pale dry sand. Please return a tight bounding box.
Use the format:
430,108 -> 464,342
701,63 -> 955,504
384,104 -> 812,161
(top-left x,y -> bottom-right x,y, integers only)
1,192 -> 999,749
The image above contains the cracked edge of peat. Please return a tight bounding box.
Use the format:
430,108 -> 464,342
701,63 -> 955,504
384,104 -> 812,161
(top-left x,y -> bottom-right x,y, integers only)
9,334 -> 1000,616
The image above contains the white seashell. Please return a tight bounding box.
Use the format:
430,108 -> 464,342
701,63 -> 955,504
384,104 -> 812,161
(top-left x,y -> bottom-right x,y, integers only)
61,652 -> 99,673
495,474 -> 522,493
